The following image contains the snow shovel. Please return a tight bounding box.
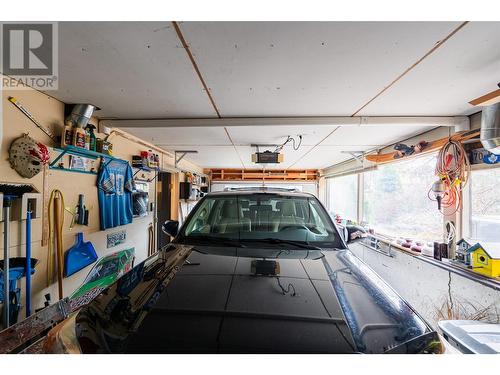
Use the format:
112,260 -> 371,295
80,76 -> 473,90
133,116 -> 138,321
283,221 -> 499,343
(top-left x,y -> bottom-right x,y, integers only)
64,232 -> 98,277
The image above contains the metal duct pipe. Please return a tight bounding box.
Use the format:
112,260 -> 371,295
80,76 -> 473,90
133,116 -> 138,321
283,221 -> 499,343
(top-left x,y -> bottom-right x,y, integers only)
69,104 -> 96,128
480,102 -> 500,154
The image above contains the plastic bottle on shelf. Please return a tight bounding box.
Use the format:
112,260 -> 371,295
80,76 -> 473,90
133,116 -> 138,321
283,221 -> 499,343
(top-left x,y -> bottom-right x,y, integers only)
148,150 -> 155,169
154,153 -> 160,170
84,126 -> 91,150
61,119 -> 74,148
72,121 -> 86,149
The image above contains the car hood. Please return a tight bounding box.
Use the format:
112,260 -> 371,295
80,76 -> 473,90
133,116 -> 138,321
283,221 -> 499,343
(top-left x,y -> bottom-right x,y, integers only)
70,244 -> 439,354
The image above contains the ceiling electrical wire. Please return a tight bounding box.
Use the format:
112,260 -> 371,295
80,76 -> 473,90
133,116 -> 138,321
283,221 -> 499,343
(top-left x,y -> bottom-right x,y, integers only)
275,135 -> 302,153
276,277 -> 297,296
428,138 -> 470,215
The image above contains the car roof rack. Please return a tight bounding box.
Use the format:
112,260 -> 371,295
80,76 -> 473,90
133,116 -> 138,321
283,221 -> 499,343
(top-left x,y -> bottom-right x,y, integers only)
223,187 -> 300,192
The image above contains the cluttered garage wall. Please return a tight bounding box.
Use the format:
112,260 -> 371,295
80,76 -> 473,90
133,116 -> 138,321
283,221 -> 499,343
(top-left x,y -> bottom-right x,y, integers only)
0,81 -> 203,321
319,112 -> 500,328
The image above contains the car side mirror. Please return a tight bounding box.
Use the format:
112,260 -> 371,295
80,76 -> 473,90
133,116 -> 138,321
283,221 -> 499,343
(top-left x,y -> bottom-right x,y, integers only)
345,225 -> 367,244
162,220 -> 179,237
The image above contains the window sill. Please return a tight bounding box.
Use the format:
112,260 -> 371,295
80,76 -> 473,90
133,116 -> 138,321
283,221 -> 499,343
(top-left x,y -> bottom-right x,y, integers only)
358,233 -> 500,291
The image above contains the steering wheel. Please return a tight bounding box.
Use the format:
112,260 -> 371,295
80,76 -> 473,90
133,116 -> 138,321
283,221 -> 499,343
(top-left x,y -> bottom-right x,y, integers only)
279,224 -> 310,232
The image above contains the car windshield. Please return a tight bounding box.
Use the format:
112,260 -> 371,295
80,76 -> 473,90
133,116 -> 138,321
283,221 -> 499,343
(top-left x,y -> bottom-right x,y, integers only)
179,194 -> 341,247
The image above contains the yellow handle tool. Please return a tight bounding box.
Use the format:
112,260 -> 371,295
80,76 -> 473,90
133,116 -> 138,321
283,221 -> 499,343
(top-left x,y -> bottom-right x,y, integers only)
47,190 -> 65,300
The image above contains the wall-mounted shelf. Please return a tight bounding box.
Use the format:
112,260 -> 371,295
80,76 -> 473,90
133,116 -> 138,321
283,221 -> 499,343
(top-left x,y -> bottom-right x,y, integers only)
132,166 -> 159,182
49,145 -> 115,175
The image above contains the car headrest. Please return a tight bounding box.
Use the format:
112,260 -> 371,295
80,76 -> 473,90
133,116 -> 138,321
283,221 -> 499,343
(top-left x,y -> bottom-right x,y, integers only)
221,200 -> 238,219
281,201 -> 296,216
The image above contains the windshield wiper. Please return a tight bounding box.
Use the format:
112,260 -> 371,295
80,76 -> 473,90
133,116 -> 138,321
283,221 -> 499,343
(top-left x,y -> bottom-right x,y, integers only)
182,236 -> 246,248
243,238 -> 322,250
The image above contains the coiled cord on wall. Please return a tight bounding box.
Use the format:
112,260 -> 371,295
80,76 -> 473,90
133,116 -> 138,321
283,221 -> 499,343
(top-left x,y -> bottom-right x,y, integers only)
428,138 -> 470,214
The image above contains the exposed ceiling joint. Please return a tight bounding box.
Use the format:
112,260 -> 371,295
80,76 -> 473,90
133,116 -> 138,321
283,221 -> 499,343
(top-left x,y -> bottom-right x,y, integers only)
350,21 -> 469,116
172,21 -> 222,118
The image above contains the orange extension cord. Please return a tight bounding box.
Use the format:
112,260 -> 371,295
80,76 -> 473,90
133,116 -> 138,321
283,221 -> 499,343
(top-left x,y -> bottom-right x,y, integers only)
428,138 -> 470,214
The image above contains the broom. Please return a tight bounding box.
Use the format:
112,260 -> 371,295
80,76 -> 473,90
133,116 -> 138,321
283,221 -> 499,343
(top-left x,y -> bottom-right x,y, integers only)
0,183 -> 34,328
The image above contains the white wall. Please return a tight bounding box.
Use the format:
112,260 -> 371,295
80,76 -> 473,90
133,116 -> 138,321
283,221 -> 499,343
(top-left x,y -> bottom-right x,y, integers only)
349,242 -> 500,329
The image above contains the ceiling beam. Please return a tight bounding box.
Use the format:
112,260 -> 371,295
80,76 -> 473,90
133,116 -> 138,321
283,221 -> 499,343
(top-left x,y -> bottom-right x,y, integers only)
100,116 -> 467,129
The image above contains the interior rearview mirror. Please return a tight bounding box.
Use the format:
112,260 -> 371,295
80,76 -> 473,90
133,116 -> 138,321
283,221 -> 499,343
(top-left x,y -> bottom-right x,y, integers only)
162,220 -> 179,237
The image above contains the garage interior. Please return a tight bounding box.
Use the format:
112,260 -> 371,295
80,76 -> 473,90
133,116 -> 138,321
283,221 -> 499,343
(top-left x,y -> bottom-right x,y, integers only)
1,20 -> 500,354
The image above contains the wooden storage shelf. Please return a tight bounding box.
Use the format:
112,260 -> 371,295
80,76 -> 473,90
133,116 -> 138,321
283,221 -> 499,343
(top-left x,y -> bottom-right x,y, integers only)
205,168 -> 318,182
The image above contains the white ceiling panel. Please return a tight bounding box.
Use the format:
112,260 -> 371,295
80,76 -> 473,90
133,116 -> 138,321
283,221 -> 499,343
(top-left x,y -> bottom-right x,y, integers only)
290,146 -> 357,169
52,22 -> 217,118
358,22 -> 500,116
123,126 -> 230,146
160,146 -> 243,168
32,21 -> 500,170
124,123 -> 438,169
226,125 -> 338,146
180,21 -> 460,117
322,125 -> 435,147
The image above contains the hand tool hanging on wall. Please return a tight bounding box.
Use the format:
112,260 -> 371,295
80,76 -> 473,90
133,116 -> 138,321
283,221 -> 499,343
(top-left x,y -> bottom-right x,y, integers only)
47,189 -> 65,300
25,208 -> 33,317
75,194 -> 89,226
24,199 -> 39,319
54,193 -> 64,300
41,166 -> 50,247
148,223 -> 154,256
0,183 -> 34,328
7,97 -> 58,143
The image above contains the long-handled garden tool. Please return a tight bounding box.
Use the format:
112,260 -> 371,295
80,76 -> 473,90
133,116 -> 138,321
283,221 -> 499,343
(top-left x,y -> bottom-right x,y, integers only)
25,209 -> 33,317
48,190 -> 65,300
0,183 -> 34,328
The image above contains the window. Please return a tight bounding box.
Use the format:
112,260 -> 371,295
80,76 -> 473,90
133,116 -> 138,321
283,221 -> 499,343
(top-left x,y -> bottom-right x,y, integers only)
327,174 -> 358,221
468,167 -> 500,242
363,154 -> 442,241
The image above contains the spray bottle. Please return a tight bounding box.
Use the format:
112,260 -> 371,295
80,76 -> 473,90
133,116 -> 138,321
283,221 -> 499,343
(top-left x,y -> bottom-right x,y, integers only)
85,124 -> 97,151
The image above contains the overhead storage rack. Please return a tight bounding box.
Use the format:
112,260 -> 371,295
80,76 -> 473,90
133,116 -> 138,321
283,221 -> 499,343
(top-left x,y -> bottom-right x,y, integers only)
205,169 -> 318,182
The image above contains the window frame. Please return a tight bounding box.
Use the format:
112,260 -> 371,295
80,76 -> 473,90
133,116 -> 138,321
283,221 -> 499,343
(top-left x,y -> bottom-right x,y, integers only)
360,151 -> 443,241
326,172 -> 360,222
461,163 -> 500,241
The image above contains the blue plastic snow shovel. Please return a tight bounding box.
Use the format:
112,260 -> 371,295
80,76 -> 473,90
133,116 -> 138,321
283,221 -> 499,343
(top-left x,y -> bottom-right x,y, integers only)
64,232 -> 98,277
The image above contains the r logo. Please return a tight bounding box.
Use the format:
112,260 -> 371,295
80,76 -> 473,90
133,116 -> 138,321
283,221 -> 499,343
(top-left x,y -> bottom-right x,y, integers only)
2,23 -> 54,75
